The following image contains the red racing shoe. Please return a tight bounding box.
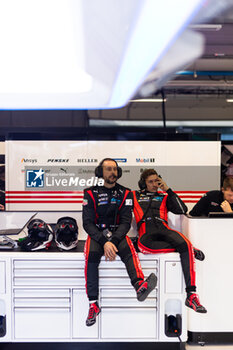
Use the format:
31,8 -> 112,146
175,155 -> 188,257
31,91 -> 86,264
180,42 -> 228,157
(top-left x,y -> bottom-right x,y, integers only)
185,293 -> 207,313
86,301 -> 101,326
136,273 -> 157,302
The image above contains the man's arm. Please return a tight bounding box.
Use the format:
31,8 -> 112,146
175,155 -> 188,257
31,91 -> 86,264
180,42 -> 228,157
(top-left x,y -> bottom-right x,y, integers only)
189,194 -> 209,216
166,188 -> 188,214
158,177 -> 187,214
82,190 -> 108,246
110,191 -> 132,247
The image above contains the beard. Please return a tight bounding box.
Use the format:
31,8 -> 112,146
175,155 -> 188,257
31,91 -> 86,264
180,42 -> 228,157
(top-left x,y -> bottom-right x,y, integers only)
105,175 -> 117,185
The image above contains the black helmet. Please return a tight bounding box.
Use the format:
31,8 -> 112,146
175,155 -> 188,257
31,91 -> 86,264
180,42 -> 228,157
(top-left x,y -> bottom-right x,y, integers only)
55,217 -> 78,251
19,219 -> 53,251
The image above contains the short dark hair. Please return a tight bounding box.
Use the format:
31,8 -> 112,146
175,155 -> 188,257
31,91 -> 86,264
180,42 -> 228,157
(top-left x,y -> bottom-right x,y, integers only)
95,158 -> 122,179
223,176 -> 233,191
138,169 -> 158,189
140,169 -> 158,182
100,158 -> 118,167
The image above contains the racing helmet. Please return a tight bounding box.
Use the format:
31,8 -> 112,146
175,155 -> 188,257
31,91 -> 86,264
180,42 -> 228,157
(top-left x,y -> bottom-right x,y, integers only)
55,216 -> 78,251
19,219 -> 54,252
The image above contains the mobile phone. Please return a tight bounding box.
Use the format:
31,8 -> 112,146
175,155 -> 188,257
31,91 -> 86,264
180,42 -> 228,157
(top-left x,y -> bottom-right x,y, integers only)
157,174 -> 163,187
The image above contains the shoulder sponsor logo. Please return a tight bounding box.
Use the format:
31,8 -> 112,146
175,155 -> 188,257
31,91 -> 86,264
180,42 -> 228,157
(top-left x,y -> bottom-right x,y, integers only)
211,201 -> 219,206
21,158 -> 37,164
136,158 -> 155,163
77,158 -> 98,163
26,169 -> 44,188
83,199 -> 88,206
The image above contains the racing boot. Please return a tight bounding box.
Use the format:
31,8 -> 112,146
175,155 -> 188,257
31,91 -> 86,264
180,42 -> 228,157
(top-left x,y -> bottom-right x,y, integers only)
135,273 -> 157,302
185,293 -> 207,313
86,301 -> 101,326
193,247 -> 205,261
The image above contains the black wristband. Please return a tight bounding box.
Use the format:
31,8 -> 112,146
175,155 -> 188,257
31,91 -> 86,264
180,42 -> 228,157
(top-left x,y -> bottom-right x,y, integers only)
99,236 -> 108,246
110,236 -> 120,247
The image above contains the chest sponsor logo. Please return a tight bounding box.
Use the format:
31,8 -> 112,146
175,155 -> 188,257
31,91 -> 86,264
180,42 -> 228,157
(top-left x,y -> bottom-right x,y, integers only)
111,198 -> 121,205
125,199 -> 132,206
139,196 -> 162,202
138,197 -> 150,202
154,196 -> 163,201
99,197 -> 109,202
98,201 -> 108,206
98,193 -> 108,198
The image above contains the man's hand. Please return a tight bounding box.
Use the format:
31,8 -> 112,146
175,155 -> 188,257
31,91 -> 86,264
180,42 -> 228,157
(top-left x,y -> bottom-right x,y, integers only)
0,204 -> 4,211
104,241 -> 118,261
220,200 -> 233,213
157,177 -> 169,191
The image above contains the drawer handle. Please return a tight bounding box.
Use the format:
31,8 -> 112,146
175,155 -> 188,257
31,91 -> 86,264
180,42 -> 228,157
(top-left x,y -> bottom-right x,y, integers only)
14,307 -> 71,310
100,306 -> 157,309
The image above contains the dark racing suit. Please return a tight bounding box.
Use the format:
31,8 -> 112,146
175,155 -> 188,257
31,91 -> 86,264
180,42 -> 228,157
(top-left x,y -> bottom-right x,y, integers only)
83,183 -> 144,301
189,190 -> 233,216
133,188 -> 196,293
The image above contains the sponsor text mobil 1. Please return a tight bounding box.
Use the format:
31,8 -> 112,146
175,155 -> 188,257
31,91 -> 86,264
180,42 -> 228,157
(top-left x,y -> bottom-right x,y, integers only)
136,158 -> 155,163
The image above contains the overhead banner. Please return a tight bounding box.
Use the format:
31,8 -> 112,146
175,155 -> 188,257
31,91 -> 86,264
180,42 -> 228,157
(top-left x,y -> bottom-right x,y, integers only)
6,140 -> 221,211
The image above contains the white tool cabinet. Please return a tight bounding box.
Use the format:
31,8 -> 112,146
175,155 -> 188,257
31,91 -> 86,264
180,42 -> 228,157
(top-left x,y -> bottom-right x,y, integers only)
0,251 -> 186,343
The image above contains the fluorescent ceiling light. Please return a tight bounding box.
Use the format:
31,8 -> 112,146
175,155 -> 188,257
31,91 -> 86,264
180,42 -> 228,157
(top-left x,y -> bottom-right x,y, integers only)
90,119 -> 233,127
226,99 -> 233,102
130,99 -> 166,103
0,1 -> 92,95
0,0 -> 204,109
189,24 -> 222,31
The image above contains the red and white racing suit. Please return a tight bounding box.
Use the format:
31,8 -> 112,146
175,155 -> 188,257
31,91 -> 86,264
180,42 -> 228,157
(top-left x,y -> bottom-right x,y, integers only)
133,188 -> 196,293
